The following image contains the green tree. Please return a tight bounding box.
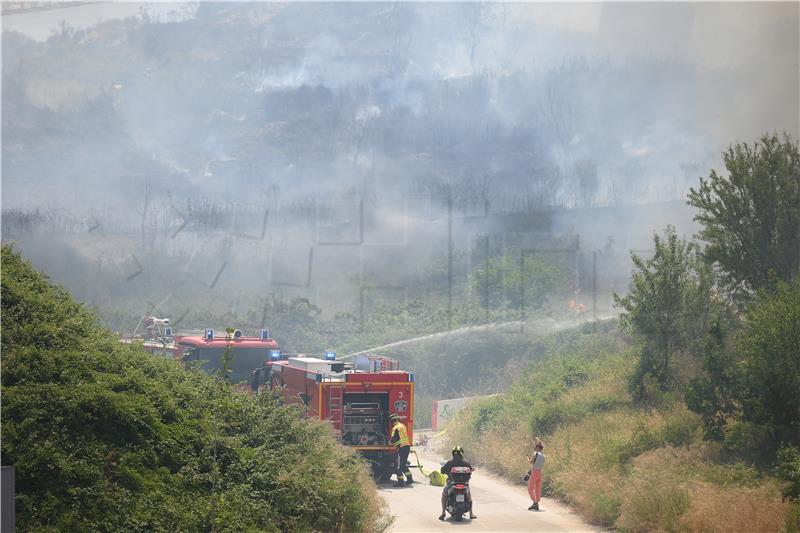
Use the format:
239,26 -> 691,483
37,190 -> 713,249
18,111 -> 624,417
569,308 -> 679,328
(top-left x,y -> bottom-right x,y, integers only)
687,132 -> 800,300
687,277 -> 800,452
776,445 -> 800,500
737,277 -> 800,447
469,252 -> 566,311
614,226 -> 722,404
685,320 -> 742,440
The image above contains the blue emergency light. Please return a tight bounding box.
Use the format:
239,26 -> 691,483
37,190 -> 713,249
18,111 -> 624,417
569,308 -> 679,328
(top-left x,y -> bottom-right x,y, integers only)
270,349 -> 281,361
205,329 -> 214,340
260,328 -> 270,341
325,350 -> 336,361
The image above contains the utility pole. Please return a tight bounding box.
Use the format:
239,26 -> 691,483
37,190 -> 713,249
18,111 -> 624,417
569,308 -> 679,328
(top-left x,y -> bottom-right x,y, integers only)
574,234 -> 581,295
484,234 -> 490,323
592,249 -> 597,331
447,192 -> 453,331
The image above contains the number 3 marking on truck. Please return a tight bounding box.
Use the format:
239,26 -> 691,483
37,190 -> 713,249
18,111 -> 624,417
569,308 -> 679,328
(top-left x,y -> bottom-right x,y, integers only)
398,391 -> 403,398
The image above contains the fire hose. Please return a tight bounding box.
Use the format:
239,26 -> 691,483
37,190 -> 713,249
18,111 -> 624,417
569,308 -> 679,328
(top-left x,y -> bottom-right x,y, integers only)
408,449 -> 447,486
406,426 -> 450,484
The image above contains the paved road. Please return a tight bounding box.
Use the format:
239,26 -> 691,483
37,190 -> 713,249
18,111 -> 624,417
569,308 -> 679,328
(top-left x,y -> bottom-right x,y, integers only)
381,447 -> 598,532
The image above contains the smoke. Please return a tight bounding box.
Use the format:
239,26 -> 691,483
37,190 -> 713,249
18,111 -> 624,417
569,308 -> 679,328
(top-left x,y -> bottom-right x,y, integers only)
1,2 -> 797,331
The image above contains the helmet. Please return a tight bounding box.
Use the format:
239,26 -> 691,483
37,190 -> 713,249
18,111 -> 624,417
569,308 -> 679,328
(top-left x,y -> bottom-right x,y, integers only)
452,445 -> 464,457
389,413 -> 400,422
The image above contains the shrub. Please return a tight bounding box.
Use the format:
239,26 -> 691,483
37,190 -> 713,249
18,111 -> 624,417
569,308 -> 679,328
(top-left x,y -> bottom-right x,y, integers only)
1,246 -> 387,532
618,483 -> 690,533
723,420 -> 775,464
469,395 -> 506,435
589,493 -> 623,527
776,445 -> 800,501
702,462 -> 760,487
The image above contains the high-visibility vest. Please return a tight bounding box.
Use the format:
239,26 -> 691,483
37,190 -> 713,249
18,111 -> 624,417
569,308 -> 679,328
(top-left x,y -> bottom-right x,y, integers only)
391,421 -> 411,447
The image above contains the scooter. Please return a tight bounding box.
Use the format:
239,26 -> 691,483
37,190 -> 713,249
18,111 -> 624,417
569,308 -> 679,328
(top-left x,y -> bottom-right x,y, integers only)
444,466 -> 473,522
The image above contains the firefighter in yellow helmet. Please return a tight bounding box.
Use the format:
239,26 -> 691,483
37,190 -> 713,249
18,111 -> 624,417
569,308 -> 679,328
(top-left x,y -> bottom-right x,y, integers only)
389,413 -> 414,487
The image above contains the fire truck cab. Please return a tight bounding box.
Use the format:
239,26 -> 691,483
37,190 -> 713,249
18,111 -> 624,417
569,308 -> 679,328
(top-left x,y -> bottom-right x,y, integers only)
254,353 -> 413,479
177,330 -> 279,383
122,320 -> 281,385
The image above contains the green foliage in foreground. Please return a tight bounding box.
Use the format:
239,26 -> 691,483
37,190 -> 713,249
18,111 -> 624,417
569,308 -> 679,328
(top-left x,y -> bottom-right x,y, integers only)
1,246 -> 386,532
736,277 -> 800,447
688,277 -> 800,454
776,446 -> 800,501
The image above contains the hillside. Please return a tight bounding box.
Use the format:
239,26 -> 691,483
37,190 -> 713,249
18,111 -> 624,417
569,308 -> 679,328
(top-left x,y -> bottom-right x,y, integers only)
0,245 -> 389,532
6,3 -> 796,215
443,320 -> 800,532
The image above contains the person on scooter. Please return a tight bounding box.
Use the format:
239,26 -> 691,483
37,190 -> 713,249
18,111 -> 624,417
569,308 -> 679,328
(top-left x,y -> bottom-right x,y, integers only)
389,413 -> 414,487
438,445 -> 477,520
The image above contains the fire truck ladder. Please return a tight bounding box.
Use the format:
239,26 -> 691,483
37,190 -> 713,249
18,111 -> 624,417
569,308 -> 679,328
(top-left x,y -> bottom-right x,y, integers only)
327,382 -> 344,422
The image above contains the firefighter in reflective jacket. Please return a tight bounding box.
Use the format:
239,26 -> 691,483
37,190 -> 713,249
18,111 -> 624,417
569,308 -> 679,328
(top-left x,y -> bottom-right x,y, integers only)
389,413 -> 414,487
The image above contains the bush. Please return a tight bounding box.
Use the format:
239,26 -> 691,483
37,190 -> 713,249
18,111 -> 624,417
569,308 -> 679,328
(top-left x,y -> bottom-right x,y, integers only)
1,246 -> 387,532
702,462 -> 760,488
585,491 -> 623,528
722,421 -> 776,464
737,277 -> 800,449
470,395 -> 506,435
618,482 -> 690,533
591,407 -> 701,468
776,446 -> 800,501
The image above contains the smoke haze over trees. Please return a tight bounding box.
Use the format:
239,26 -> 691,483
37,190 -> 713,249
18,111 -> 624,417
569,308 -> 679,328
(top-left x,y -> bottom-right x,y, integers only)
2,2 -> 797,213
2,2 -> 798,342
2,6 -> 799,529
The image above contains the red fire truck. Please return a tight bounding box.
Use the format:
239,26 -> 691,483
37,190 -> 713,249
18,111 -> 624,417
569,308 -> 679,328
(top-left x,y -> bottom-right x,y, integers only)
122,318 -> 280,383
124,319 -> 413,477
251,353 -> 414,479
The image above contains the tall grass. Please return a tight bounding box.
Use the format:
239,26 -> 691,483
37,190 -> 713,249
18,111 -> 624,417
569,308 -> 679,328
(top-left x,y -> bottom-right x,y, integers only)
679,482 -> 794,533
444,323 -> 798,532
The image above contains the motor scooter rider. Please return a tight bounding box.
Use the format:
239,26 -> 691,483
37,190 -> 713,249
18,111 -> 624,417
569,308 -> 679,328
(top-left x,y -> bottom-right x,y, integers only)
438,445 -> 477,520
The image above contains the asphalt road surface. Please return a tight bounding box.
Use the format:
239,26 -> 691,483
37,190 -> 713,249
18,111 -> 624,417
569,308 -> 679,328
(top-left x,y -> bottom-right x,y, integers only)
381,445 -> 598,532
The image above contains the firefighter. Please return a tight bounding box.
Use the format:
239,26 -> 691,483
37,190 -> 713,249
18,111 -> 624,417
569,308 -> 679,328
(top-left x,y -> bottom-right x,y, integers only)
389,413 -> 414,487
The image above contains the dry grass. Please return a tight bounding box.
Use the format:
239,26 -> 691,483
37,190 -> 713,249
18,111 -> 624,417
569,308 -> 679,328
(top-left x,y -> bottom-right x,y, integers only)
443,347 -> 793,533
616,447 -> 697,532
445,410 -> 532,477
554,463 -> 626,526
681,482 -> 794,533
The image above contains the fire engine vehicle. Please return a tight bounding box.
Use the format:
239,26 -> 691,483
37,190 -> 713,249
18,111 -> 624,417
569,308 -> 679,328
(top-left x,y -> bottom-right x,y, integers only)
124,318 -> 413,477
251,352 -> 414,479
122,317 -> 279,382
